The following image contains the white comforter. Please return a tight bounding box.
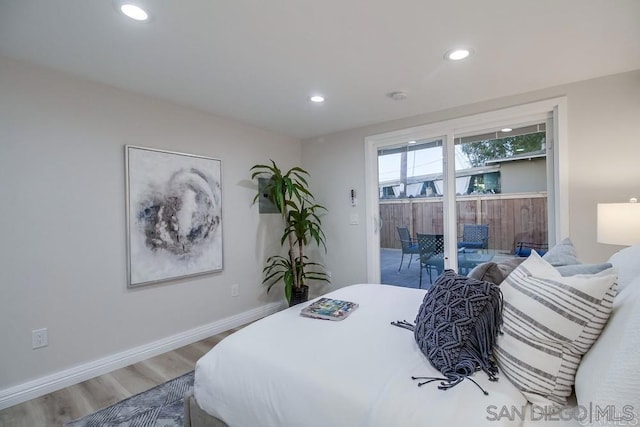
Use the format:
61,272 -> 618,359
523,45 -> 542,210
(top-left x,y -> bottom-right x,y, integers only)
194,284 -> 529,427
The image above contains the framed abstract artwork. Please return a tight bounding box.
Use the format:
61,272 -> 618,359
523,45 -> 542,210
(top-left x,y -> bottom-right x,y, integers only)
125,146 -> 223,287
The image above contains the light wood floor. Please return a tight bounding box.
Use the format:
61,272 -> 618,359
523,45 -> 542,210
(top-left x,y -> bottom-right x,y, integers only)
0,327 -> 242,427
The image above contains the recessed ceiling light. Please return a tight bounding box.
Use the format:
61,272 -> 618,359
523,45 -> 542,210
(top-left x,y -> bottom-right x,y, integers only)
309,95 -> 325,103
501,127 -> 513,132
120,3 -> 149,21
444,48 -> 473,61
408,140 -> 417,144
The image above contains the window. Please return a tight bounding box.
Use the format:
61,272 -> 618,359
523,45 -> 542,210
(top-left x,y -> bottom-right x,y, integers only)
365,98 -> 567,283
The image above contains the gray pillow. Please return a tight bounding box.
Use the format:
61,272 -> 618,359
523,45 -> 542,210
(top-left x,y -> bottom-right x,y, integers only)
497,257 -> 526,277
542,237 -> 580,266
467,258 -> 525,285
542,238 -> 612,277
467,262 -> 504,284
556,263 -> 613,276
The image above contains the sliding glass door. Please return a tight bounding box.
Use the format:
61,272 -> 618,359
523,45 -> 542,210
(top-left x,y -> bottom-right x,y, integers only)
364,98 -> 566,286
453,123 -> 550,275
377,138 -> 446,289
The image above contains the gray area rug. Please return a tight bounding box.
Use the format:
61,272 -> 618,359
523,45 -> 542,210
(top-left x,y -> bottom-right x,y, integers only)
65,371 -> 193,427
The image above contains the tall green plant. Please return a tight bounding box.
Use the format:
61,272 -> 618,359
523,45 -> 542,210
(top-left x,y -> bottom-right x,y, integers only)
251,161 -> 329,303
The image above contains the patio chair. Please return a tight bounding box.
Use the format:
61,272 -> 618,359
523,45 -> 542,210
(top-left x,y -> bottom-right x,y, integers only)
396,226 -> 419,271
457,224 -> 489,251
417,233 -> 444,289
514,241 -> 548,257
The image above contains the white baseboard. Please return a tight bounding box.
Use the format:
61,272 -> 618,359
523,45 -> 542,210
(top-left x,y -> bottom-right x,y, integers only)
0,301 -> 284,410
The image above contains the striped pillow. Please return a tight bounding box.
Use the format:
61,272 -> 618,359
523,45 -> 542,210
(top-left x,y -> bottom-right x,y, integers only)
495,251 -> 617,412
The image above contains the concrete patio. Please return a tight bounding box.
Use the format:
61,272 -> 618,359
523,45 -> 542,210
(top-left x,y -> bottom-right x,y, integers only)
380,248 -> 516,290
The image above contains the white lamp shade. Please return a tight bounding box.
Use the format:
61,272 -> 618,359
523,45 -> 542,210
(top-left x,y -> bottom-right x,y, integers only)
597,203 -> 640,246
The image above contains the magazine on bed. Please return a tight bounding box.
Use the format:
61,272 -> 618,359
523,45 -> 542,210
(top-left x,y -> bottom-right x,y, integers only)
300,297 -> 359,321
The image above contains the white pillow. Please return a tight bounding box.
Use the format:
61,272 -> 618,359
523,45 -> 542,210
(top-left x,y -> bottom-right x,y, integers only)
608,244 -> 640,291
495,251 -> 618,412
574,275 -> 640,415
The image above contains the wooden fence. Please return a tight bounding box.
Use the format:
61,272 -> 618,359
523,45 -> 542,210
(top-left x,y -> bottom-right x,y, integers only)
380,193 -> 548,253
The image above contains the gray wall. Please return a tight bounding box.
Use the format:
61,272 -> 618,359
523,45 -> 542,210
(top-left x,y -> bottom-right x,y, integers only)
302,70 -> 640,287
0,56 -> 301,390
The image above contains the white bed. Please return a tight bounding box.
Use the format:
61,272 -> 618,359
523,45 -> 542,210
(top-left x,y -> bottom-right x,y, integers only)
193,284 -> 529,427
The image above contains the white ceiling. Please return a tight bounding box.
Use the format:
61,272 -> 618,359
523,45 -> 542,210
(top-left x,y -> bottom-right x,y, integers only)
1,0 -> 639,139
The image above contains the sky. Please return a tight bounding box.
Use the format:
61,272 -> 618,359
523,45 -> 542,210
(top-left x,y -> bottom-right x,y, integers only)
378,144 -> 471,184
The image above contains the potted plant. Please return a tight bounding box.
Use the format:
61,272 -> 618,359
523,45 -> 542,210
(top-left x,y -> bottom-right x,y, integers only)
251,160 -> 329,305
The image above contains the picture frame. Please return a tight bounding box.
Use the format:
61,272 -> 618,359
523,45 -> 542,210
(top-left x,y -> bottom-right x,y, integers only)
125,145 -> 223,287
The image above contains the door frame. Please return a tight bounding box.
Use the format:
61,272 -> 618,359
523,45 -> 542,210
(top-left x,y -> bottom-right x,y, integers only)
364,97 -> 568,283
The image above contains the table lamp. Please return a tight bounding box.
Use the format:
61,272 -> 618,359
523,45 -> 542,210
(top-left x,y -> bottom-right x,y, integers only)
597,198 -> 640,246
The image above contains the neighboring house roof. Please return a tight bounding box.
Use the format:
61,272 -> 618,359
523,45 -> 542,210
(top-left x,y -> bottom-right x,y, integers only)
485,150 -> 546,165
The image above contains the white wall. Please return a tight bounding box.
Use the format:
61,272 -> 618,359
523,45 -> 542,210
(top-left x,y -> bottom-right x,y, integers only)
302,70 -> 640,286
2,53 -> 638,401
0,56 -> 300,391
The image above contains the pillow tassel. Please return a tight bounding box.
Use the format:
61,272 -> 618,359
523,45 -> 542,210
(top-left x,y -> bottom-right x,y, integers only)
390,320 -> 415,331
461,286 -> 503,382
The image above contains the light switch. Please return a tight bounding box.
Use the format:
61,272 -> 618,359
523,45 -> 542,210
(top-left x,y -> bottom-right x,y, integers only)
349,213 -> 359,225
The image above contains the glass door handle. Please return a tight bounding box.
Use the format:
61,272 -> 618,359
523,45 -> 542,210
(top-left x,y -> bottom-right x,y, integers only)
373,215 -> 382,233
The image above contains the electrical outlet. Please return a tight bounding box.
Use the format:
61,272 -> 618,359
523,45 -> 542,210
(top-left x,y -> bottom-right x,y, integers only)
32,328 -> 48,349
231,283 -> 239,297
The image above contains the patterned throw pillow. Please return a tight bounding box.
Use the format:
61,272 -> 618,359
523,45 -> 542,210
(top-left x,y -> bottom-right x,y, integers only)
495,251 -> 617,412
403,270 -> 503,393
